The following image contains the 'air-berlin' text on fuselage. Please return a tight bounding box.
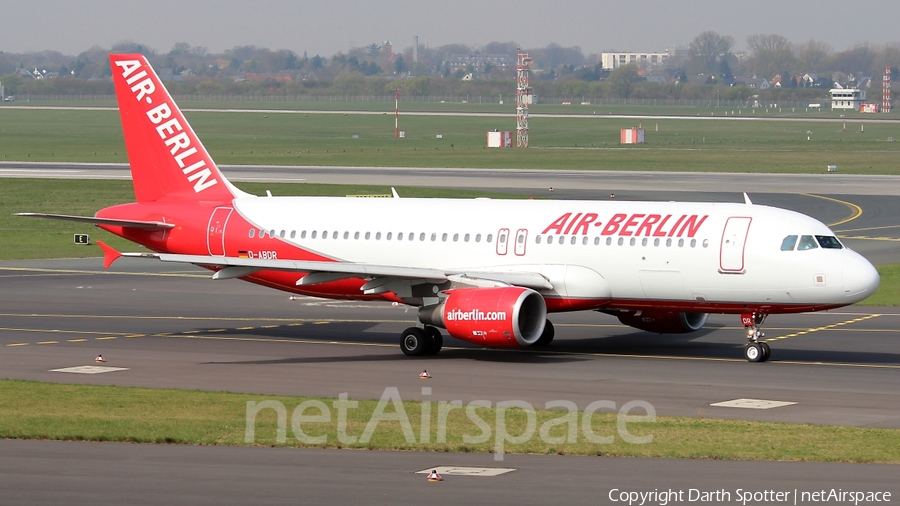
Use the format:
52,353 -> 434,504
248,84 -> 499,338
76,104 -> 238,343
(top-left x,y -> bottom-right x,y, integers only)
114,60 -> 219,194
541,212 -> 708,237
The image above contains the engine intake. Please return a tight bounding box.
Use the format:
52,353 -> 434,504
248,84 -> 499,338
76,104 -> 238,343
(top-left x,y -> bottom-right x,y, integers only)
616,311 -> 708,334
418,286 -> 547,347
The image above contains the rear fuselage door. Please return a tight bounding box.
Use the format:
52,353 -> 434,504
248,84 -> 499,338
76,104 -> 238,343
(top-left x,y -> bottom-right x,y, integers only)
207,207 -> 233,256
719,216 -> 752,273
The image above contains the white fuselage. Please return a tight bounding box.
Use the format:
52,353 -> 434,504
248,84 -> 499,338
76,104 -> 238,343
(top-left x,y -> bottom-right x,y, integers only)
226,196 -> 878,312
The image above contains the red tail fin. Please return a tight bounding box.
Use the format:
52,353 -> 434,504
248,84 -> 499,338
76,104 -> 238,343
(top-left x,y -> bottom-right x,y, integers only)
110,54 -> 238,203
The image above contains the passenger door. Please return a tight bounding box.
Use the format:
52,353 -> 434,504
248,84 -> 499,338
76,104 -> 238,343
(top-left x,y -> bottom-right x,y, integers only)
207,207 -> 233,256
719,217 -> 751,273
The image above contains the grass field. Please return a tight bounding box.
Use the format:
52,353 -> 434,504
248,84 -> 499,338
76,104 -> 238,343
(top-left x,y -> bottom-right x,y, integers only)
2,106 -> 899,173
4,98 -> 892,120
2,380 -> 898,462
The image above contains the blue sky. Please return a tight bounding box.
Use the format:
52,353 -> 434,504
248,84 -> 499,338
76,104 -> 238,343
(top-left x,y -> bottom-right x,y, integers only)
2,0 -> 897,56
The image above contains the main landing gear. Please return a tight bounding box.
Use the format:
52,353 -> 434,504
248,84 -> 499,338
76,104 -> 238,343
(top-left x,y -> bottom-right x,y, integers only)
400,326 -> 443,356
741,313 -> 771,363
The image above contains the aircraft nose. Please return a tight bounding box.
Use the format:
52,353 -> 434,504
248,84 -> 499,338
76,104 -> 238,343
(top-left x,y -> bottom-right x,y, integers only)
842,255 -> 880,302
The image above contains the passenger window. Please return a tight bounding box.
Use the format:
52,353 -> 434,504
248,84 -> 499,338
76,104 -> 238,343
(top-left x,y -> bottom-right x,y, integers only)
291,230 -> 296,239
420,233 -> 426,241
678,238 -> 684,247
343,231 -> 349,239
376,232 -> 382,240
629,238 -> 635,246
641,238 -> 647,246
582,237 -> 588,245
487,234 -> 493,243
797,235 -> 818,251
606,237 -> 612,246
322,230 -> 327,239
249,229 -> 255,238
270,230 -> 275,238
442,233 -> 448,242
386,232 -> 392,240
617,238 -> 624,246
332,231 -> 338,239
690,239 -> 696,248
570,236 -> 576,245
666,238 -> 672,247
453,233 -> 459,242
431,233 -> 437,241
280,230 -> 285,238
475,234 -> 481,242
816,236 -> 843,249
654,238 -> 659,247
781,235 -> 798,251
594,237 -> 600,245
365,232 -> 371,240
311,231 -> 317,239
536,235 -> 542,244
702,239 -> 709,248
464,233 -> 470,242
301,230 -> 307,239
547,236 -> 554,244
354,231 -> 360,240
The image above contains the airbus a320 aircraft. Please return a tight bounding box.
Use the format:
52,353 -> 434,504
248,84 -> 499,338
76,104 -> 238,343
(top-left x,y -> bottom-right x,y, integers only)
19,54 -> 880,362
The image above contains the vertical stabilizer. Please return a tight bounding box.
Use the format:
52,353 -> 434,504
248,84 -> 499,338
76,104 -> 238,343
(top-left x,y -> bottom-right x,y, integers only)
109,54 -> 243,203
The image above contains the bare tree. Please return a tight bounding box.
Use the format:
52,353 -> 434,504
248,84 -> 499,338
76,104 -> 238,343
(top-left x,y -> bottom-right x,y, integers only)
794,39 -> 832,72
746,33 -> 796,78
688,31 -> 735,75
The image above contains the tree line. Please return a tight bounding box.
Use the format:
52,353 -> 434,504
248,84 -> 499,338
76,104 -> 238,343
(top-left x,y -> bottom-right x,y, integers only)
1,34 -> 897,101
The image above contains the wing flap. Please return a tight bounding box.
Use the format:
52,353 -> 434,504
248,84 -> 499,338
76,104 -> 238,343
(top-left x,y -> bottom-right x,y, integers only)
105,249 -> 555,291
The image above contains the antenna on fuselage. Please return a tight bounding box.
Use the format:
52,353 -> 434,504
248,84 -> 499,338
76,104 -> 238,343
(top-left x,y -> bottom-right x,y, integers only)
391,187 -> 400,199
743,193 -> 753,205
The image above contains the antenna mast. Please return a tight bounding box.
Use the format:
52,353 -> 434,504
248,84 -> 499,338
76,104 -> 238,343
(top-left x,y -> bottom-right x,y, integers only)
516,49 -> 532,148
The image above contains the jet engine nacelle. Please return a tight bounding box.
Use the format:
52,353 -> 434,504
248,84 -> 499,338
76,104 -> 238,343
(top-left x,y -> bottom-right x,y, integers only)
418,286 -> 547,347
616,311 -> 709,334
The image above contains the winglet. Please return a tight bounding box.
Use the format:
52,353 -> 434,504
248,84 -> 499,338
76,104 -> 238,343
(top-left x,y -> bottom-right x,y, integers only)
97,241 -> 123,269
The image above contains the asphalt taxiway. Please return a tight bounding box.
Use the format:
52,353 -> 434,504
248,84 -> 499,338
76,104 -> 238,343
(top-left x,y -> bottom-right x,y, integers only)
2,167 -> 899,502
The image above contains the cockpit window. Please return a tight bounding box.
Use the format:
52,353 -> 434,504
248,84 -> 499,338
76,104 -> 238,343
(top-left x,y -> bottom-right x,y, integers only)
815,235 -> 843,249
780,235 -> 798,251
797,235 -> 818,251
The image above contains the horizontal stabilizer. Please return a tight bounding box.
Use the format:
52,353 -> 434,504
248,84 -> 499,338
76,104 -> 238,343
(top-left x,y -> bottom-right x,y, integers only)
14,213 -> 175,230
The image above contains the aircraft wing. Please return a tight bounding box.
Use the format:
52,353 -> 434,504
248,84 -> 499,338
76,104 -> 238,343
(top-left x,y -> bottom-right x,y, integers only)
15,213 -> 175,230
98,242 -> 553,291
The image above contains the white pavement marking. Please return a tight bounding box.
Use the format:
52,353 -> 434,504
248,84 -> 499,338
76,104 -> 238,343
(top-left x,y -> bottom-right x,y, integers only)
415,466 -> 516,477
709,398 -> 797,410
50,366 -> 130,374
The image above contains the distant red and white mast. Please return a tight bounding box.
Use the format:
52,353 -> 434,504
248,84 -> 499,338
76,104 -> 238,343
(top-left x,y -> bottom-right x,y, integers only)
883,66 -> 892,113
516,49 -> 532,148
394,88 -> 400,137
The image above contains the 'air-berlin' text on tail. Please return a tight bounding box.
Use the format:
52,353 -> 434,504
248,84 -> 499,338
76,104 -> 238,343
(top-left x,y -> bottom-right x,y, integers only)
110,53 -> 242,203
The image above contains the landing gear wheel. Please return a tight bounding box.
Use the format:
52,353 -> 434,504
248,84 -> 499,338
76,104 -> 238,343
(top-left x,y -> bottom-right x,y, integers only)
424,326 -> 443,355
535,320 -> 555,346
744,343 -> 764,362
759,342 -> 771,362
400,327 -> 428,356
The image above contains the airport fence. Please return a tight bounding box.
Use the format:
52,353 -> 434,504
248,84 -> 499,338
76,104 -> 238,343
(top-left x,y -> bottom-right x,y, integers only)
16,94 -> 818,109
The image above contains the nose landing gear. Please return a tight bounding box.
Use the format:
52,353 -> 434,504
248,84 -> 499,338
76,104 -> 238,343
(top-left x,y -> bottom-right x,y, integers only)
741,313 -> 771,362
